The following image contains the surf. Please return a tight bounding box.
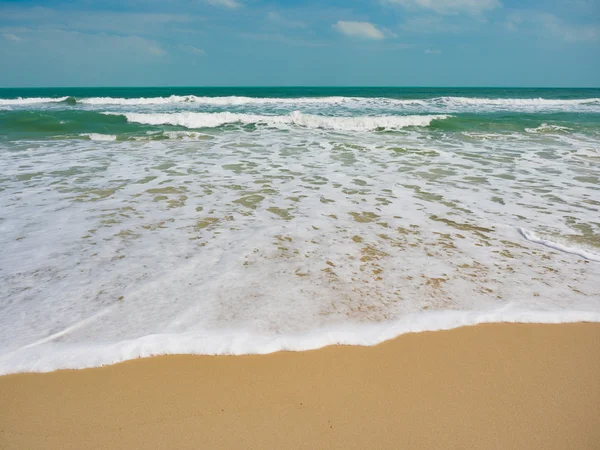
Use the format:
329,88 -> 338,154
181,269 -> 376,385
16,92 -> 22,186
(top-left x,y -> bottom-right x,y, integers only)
108,111 -> 450,131
0,96 -> 71,105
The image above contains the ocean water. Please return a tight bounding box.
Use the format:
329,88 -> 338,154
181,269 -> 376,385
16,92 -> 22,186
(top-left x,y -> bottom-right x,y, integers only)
1,87 -> 599,374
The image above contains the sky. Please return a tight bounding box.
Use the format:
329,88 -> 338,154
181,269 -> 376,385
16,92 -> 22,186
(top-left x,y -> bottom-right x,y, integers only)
0,0 -> 599,87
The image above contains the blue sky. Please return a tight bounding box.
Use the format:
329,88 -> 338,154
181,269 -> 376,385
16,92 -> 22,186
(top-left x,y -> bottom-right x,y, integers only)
1,0 -> 599,86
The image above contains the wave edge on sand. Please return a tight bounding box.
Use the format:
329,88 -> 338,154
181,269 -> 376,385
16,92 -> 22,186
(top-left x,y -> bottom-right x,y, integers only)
2,309 -> 599,375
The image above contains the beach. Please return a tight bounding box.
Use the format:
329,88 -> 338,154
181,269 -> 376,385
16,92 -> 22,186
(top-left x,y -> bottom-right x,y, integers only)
2,0 -> 599,445
2,322 -> 599,449
1,88 -> 599,447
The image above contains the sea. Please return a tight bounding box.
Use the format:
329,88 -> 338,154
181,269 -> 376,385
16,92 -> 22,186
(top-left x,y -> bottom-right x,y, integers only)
1,87 -> 599,374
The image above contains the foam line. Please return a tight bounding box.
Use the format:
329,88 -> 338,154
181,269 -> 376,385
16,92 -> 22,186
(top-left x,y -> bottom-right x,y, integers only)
0,97 -> 70,105
77,96 -> 600,107
519,228 -> 600,262
81,96 -> 428,106
109,111 -> 449,131
440,96 -> 600,106
1,309 -> 598,375
524,123 -> 572,133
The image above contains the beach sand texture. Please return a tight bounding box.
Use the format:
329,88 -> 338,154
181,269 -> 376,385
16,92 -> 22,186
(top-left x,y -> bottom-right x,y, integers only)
1,322 -> 599,449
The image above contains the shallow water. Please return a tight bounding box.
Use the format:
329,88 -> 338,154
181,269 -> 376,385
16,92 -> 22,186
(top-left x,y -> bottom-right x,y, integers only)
1,87 -> 599,374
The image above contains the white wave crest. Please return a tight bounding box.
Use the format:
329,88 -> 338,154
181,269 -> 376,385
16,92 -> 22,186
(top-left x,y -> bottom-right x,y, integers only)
440,96 -> 600,107
518,228 -> 600,262
76,95 -> 600,108
80,133 -> 117,141
162,131 -> 212,140
81,95 -> 426,106
108,111 -> 449,131
4,95 -> 600,111
524,123 -> 573,133
0,96 -> 70,105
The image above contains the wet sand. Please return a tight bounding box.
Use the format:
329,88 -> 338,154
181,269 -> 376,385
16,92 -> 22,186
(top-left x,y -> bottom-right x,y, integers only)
1,323 -> 599,449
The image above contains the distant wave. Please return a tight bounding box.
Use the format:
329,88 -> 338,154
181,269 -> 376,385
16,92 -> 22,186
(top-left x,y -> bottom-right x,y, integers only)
3,95 -> 600,110
3,95 -> 599,116
108,111 -> 450,131
440,97 -> 600,106
80,95 -> 600,108
0,96 -> 71,105
519,228 -> 600,262
81,95 -> 426,106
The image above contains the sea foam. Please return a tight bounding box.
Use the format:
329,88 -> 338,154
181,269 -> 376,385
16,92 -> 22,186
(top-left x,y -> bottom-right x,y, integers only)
0,96 -> 70,105
439,96 -> 600,106
1,308 -> 598,375
110,111 -> 449,131
3,95 -> 600,112
81,95 -> 426,106
1,88 -> 599,376
525,123 -> 572,133
79,95 -> 600,109
80,133 -> 117,141
519,228 -> 600,262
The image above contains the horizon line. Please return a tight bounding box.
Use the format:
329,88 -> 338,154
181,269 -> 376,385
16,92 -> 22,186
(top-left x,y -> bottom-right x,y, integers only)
1,85 -> 599,90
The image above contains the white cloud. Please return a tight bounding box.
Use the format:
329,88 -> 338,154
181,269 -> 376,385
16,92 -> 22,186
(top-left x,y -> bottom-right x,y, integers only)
181,45 -> 206,55
206,0 -> 241,8
538,13 -> 599,42
506,12 -> 599,42
333,21 -> 385,40
3,33 -> 22,42
425,48 -> 441,54
383,0 -> 501,15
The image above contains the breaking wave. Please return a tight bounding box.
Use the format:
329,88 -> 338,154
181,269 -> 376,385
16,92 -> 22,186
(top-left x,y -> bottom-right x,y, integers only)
0,96 -> 71,105
79,133 -> 117,141
75,95 -> 600,111
440,97 -> 600,106
108,111 -> 450,131
81,95 -> 403,106
525,123 -> 573,133
3,95 -> 600,114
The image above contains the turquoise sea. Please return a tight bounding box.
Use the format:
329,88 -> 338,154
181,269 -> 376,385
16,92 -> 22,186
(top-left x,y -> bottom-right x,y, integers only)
1,87 -> 599,373
2,87 -> 600,140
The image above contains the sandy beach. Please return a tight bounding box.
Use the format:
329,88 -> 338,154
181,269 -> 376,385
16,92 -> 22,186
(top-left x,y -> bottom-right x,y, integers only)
1,322 -> 599,449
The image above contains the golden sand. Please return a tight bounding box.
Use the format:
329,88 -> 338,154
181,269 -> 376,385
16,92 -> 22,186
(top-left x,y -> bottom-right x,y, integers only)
1,323 -> 599,449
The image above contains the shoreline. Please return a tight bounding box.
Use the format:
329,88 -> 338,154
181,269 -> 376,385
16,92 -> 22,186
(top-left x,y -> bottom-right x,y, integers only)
2,323 -> 600,449
4,311 -> 600,375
